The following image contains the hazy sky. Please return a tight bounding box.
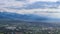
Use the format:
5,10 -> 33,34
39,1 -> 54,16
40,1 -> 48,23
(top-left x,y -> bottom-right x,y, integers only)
28,0 -> 58,3
0,0 -> 60,19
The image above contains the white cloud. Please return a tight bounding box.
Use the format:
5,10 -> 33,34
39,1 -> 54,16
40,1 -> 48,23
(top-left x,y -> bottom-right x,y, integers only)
0,0 -> 58,8
1,8 -> 60,18
0,0 -> 60,19
0,0 -> 27,8
27,0 -> 58,3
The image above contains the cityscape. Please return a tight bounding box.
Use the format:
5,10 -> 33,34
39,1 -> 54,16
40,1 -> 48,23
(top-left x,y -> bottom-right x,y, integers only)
0,20 -> 60,34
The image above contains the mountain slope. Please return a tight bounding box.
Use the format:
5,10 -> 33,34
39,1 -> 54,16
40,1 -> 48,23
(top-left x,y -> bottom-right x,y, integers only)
0,12 -> 48,21
0,12 -> 60,27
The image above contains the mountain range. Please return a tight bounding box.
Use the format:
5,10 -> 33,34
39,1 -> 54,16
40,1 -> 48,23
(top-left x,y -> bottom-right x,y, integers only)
0,11 -> 60,22
0,12 -> 60,27
0,12 -> 49,21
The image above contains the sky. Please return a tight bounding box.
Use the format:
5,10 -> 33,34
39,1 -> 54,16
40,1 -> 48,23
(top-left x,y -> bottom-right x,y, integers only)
0,0 -> 60,21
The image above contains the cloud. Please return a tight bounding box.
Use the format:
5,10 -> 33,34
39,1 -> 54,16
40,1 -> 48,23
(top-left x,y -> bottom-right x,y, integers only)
0,0 -> 60,19
2,1 -> 59,10
0,0 -> 59,9
27,0 -> 58,4
15,0 -> 26,1
23,1 -> 59,9
0,0 -> 27,8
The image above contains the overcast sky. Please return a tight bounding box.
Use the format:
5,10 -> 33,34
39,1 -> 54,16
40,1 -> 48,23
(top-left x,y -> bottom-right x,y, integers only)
0,0 -> 60,19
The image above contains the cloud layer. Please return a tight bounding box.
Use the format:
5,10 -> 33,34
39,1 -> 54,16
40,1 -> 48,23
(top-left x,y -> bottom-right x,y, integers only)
0,0 -> 60,20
